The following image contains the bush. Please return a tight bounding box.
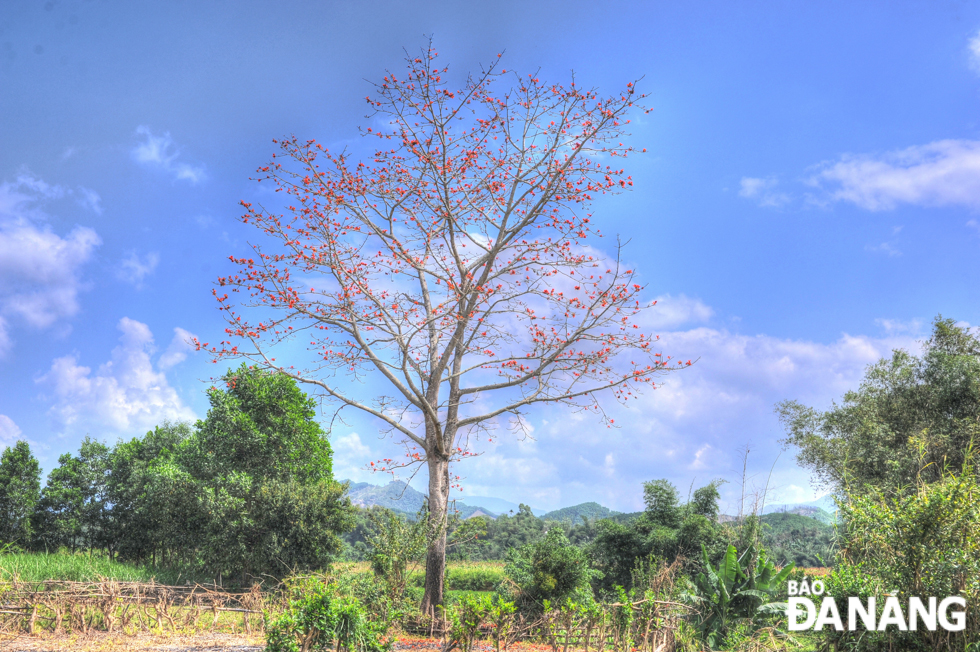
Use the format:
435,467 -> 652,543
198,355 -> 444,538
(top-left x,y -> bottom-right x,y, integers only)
504,528 -> 596,614
265,581 -> 389,652
819,470 -> 980,651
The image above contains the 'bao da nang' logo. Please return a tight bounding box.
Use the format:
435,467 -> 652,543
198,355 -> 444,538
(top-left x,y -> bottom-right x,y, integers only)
787,580 -> 966,632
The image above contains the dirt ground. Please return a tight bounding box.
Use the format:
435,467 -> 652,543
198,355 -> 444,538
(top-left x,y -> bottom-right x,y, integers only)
0,633 -> 265,652
0,634 -> 537,652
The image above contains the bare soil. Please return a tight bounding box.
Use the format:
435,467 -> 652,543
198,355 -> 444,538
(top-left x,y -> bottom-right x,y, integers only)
0,633 -> 264,652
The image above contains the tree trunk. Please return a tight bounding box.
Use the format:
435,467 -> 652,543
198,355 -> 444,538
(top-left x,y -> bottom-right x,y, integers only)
420,453 -> 450,617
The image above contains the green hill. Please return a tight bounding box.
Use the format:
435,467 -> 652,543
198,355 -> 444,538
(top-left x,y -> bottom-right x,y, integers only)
542,502 -> 620,525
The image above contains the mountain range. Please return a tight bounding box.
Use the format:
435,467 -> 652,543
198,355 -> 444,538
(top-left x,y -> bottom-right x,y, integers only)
343,480 -> 612,523
343,479 -> 834,525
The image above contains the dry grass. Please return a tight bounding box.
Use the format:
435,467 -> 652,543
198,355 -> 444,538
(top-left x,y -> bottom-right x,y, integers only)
0,580 -> 270,637
795,567 -> 830,577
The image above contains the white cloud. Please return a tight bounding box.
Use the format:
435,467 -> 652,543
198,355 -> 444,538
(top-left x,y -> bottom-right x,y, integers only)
132,126 -> 206,184
738,176 -> 790,208
116,250 -> 160,288
331,432 -> 375,482
968,219 -> 980,235
0,174 -> 101,355
0,318 -> 10,358
865,241 -> 902,257
158,327 -> 197,370
75,187 -> 102,215
689,443 -> 715,470
875,318 -> 922,335
38,317 -> 196,435
642,294 -> 714,330
813,139 -> 980,211
0,415 -> 22,444
454,321 -> 919,511
969,30 -> 980,73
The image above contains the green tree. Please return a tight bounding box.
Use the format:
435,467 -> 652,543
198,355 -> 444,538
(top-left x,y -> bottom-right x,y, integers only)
822,470 -> 980,651
365,507 -> 428,605
31,437 -> 110,553
108,422 -> 200,565
778,316 -> 980,495
0,440 -> 41,547
186,363 -> 334,484
590,479 -> 725,591
185,364 -> 353,581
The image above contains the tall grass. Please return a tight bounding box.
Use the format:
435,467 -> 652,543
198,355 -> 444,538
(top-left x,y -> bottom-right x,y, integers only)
0,551 -> 194,585
0,553 -> 507,588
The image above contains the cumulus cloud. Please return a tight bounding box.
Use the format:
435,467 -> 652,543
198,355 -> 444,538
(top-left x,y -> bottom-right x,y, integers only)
116,250 -> 160,289
438,322 -> 919,512
331,432 -> 375,482
0,415 -> 22,444
37,317 -> 196,435
0,173 -> 101,356
132,126 -> 206,184
866,241 -> 902,257
75,187 -> 102,215
158,327 -> 198,370
738,176 -> 790,208
812,140 -> 980,211
970,30 -> 980,73
642,294 -> 714,330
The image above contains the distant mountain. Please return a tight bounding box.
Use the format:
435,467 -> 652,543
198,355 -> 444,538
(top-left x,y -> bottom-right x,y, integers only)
764,495 -> 838,523
542,502 -> 620,525
453,495 -> 546,517
343,480 -> 498,519
764,505 -> 836,525
346,480 -> 426,513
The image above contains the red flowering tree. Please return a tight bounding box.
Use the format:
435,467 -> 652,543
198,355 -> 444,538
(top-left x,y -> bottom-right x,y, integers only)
199,46 -> 683,614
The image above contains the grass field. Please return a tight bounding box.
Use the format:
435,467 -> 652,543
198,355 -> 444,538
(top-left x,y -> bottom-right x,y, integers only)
0,552 -> 507,589
0,551 -> 206,585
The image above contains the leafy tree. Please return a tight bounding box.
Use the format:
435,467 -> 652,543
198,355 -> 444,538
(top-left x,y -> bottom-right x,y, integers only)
822,469 -> 980,651
456,504 -> 546,560
199,44 -> 674,613
590,479 -> 725,591
759,512 -> 834,568
643,479 -> 682,528
31,437 -> 110,553
108,421 -> 199,565
186,364 -> 352,581
778,316 -> 980,495
185,363 -> 334,484
364,507 -> 428,606
0,440 -> 41,547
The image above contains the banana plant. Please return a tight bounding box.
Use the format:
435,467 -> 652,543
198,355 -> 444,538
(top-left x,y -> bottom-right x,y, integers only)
687,543 -> 795,649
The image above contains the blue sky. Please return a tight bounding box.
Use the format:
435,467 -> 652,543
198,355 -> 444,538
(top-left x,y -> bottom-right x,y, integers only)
2,0 -> 979,513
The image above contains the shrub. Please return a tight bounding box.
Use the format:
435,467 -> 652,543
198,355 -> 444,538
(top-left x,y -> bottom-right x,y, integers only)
443,593 -> 491,652
504,528 -> 596,615
265,582 -> 389,652
820,470 -> 980,651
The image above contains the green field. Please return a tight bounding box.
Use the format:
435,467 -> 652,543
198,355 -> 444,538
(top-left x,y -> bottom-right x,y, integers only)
0,552 -> 506,589
0,551 -> 204,585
